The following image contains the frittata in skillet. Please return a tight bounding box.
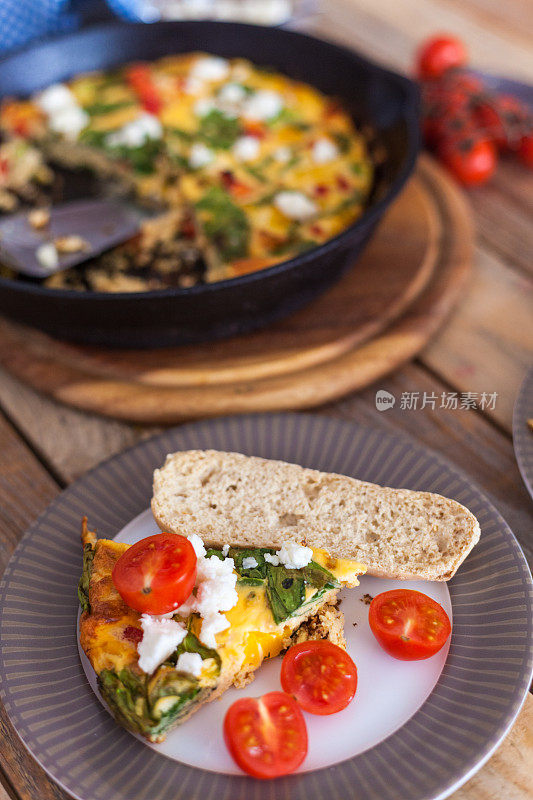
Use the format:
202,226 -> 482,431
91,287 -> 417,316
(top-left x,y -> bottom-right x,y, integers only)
78,519 -> 365,742
0,53 -> 373,291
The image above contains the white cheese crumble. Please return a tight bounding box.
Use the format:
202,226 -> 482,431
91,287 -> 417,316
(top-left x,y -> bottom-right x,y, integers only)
221,544 -> 230,557
274,191 -> 318,221
183,76 -> 205,96
190,56 -> 230,83
35,83 -> 76,115
35,242 -> 59,271
242,90 -> 283,121
35,84 -> 89,140
232,135 -> 260,162
175,651 -> 203,677
241,556 -> 259,569
105,113 -> 162,149
273,145 -> 291,163
177,535 -> 238,648
189,142 -> 215,169
194,97 -> 217,118
218,82 -> 247,105
137,614 -> 186,675
312,137 -> 339,164
276,542 -> 313,569
264,552 -> 280,566
187,533 -> 207,559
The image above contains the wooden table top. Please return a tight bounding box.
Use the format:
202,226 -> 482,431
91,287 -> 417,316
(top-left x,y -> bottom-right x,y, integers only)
0,1 -> 532,799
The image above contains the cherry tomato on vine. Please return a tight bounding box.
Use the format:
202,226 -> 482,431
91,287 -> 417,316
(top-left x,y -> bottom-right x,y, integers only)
369,589 -> 452,660
417,36 -> 467,80
438,135 -> 497,186
223,691 -> 308,779
112,532 -> 197,615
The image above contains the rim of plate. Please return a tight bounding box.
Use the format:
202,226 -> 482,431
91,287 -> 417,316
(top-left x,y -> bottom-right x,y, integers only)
0,413 -> 532,800
513,365 -> 533,500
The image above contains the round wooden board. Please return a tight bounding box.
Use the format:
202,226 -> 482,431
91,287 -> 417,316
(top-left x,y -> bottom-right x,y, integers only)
0,155 -> 472,423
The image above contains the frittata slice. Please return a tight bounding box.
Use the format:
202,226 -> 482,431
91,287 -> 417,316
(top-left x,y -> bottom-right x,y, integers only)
78,519 -> 365,743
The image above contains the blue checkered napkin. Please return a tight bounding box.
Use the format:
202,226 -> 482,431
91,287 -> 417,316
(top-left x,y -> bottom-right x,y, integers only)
0,0 -> 79,53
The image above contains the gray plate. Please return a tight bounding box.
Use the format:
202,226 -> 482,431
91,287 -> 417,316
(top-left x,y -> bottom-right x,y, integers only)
0,413 -> 532,800
513,365 -> 533,499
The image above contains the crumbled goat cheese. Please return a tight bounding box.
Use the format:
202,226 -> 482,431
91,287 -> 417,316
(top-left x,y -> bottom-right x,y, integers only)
178,537 -> 238,648
222,544 -> 230,557
264,552 -> 280,566
241,556 -> 259,569
189,142 -> 215,169
187,533 -> 206,559
274,191 -> 318,221
35,84 -> 89,140
194,97 -> 216,118
190,56 -> 230,83
137,614 -> 186,675
273,146 -> 292,163
35,83 -> 76,115
49,106 -> 89,140
199,611 -> 231,648
35,242 -> 59,271
312,137 -> 339,164
242,90 -> 283,121
232,135 -> 260,162
105,113 -> 162,149
175,651 -> 203,677
183,76 -> 205,95
218,82 -> 247,105
276,542 -> 313,569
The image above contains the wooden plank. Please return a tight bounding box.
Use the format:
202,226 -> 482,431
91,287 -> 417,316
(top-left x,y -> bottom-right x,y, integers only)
310,0 -> 533,81
0,410 -> 58,574
0,412 -> 70,800
420,246 -> 533,432
327,362 -> 533,565
453,693 -> 533,800
0,366 -> 143,483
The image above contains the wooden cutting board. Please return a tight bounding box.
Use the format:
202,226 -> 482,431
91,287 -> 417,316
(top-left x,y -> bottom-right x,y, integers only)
0,155 -> 473,423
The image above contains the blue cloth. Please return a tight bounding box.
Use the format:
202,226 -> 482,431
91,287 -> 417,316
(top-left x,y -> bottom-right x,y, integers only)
0,0 -> 80,52
0,0 -> 150,54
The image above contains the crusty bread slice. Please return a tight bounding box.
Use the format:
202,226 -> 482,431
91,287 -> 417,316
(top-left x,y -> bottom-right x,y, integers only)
152,450 -> 480,581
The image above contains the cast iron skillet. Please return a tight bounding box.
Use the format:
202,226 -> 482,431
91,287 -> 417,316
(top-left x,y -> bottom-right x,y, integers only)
0,21 -> 420,347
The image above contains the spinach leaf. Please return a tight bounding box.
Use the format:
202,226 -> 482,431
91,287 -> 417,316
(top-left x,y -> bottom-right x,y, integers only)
334,132 -> 351,154
84,100 -> 136,116
196,187 -> 250,261
174,630 -> 221,670
78,543 -> 94,613
265,564 -> 305,624
165,126 -> 195,143
302,560 -> 340,590
204,547 -> 224,560
107,138 -> 162,174
237,576 -> 265,586
228,546 -> 277,580
198,109 -> 241,150
78,128 -> 108,147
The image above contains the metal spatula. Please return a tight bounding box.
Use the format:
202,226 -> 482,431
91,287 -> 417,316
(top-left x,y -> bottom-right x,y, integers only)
0,199 -> 145,278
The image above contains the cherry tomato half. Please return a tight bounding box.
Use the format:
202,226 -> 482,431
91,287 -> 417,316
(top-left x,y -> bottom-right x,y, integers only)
223,691 -> 308,779
369,589 -> 451,661
417,36 -> 467,80
112,533 -> 197,615
281,640 -> 357,715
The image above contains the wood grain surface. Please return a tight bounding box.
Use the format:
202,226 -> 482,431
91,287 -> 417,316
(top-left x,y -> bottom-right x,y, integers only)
0,1 -> 532,799
0,156 -> 471,423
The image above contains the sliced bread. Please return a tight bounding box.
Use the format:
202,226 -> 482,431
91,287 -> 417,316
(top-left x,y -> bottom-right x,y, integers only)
152,450 -> 480,581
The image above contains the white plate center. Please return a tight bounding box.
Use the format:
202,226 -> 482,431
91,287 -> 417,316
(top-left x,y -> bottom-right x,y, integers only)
79,508 -> 452,775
